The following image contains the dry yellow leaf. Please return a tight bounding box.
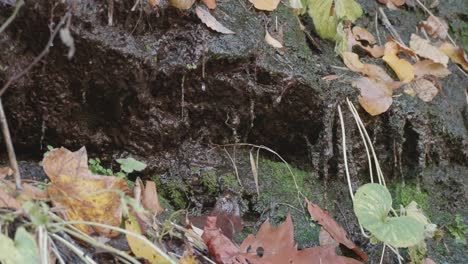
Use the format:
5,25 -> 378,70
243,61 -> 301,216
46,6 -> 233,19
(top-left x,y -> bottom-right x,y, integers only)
249,0 -> 280,11
265,30 -> 283,49
438,42 -> 468,71
413,60 -> 451,78
409,34 -> 449,66
342,51 -> 364,72
409,78 -> 438,102
419,16 -> 448,40
353,77 -> 393,116
382,41 -> 414,83
125,217 -> 172,264
44,147 -> 129,237
352,26 -> 376,45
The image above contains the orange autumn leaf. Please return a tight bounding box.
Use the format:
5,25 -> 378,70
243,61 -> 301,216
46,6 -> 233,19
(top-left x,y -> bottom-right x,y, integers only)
43,147 -> 129,237
307,201 -> 368,261
353,77 -> 393,116
382,41 -> 414,83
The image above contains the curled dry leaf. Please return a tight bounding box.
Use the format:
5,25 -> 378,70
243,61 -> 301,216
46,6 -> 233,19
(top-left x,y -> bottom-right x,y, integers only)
141,180 -> 164,215
352,26 -> 376,45
410,34 -> 449,66
265,30 -> 283,48
202,0 -> 216,9
43,147 -> 129,237
342,52 -> 393,83
0,183 -> 21,210
409,78 -> 438,102
249,0 -> 280,11
383,40 -> 414,83
307,201 -> 368,261
413,60 -> 451,78
353,77 -> 393,116
202,216 -> 239,263
439,42 -> 468,71
195,6 -> 234,34
419,16 -> 448,40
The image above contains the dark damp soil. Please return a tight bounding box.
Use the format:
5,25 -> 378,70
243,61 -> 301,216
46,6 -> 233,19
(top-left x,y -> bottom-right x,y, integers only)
1,0 -> 467,263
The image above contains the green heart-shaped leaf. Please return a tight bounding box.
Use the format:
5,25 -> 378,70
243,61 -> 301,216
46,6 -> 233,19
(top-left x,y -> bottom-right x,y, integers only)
353,183 -> 425,248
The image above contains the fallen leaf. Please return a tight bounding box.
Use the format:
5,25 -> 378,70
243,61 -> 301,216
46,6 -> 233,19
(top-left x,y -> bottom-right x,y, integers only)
322,74 -> 341,81
44,147 -> 129,237
141,181 -> 164,215
386,37 -> 416,56
249,0 -> 280,11
195,6 -> 234,35
382,41 -> 414,83
413,60 -> 451,78
202,0 -> 216,9
419,16 -> 448,40
319,228 -> 339,247
352,26 -> 376,45
353,77 -> 393,116
148,0 -> 159,7
360,45 -> 385,58
0,183 -> 21,210
342,52 -> 393,83
265,30 -> 283,49
307,201 -> 368,261
409,78 -> 438,102
170,0 -> 195,10
342,51 -> 365,72
0,167 -> 13,179
125,216 -> 172,264
439,42 -> 468,71
202,216 -> 239,263
410,34 -> 449,66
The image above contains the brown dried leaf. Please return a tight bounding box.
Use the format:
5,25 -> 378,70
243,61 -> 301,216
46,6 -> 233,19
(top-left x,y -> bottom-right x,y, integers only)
249,0 -> 280,11
410,34 -> 449,66
419,16 -> 448,40
383,40 -> 414,83
0,167 -> 13,179
307,201 -> 368,261
439,42 -> 468,71
409,78 -> 438,102
353,77 -> 393,116
413,60 -> 451,78
141,181 -> 164,215
195,6 -> 234,35
202,216 -> 239,263
0,182 -> 21,210
202,0 -> 217,9
44,147 -> 129,237
352,26 -> 376,45
361,45 -> 385,58
148,0 -> 159,7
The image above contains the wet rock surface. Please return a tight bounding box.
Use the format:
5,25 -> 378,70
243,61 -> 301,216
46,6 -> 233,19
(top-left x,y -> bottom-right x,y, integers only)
1,0 -> 467,262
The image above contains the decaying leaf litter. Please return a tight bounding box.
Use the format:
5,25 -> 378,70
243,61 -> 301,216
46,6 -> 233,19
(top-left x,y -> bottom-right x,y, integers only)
0,0 -> 466,263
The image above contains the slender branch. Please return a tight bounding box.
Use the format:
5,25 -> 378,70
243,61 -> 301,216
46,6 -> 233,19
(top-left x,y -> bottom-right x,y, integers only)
0,98 -> 21,190
0,12 -> 71,97
0,0 -> 24,34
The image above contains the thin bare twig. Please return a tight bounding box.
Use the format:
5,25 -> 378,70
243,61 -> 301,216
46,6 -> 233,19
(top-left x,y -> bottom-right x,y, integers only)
0,12 -> 70,97
0,98 -> 21,190
0,0 -> 24,34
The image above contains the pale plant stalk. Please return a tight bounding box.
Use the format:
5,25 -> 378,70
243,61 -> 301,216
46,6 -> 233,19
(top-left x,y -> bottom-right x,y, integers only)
50,234 -> 96,264
48,235 -> 66,264
49,221 -> 175,264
